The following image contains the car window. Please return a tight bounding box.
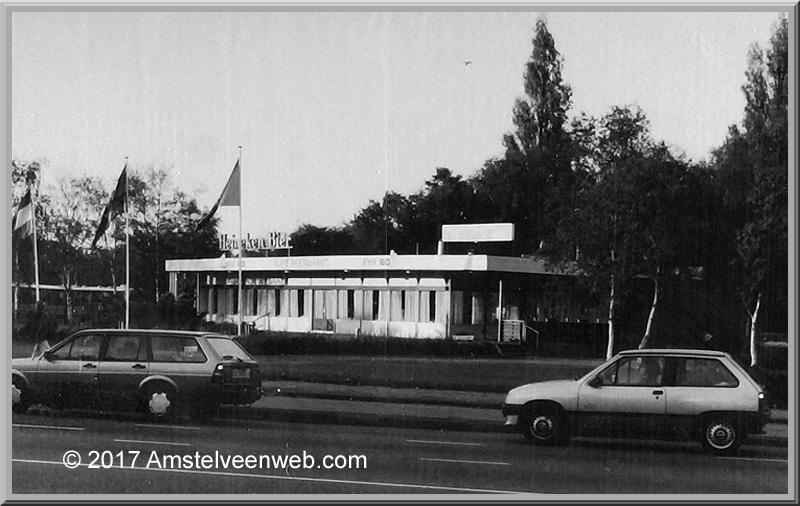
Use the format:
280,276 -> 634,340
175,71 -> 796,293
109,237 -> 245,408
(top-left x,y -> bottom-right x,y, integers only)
206,337 -> 252,361
49,340 -> 74,360
104,335 -> 146,362
150,336 -> 207,363
53,334 -> 102,361
596,356 -> 664,386
674,358 -> 739,388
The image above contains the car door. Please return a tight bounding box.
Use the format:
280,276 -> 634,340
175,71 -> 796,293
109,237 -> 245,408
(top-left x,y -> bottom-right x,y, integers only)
35,332 -> 103,408
96,333 -> 150,410
577,355 -> 667,437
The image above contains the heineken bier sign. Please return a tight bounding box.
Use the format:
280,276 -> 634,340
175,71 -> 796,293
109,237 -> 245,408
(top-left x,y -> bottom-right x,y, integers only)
219,232 -> 292,252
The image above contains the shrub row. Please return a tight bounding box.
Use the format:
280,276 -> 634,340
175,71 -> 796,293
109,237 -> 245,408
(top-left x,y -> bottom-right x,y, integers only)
235,331 -> 514,358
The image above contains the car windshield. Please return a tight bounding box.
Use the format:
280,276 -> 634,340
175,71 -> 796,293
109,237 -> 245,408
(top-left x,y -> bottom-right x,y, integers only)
206,337 -> 252,361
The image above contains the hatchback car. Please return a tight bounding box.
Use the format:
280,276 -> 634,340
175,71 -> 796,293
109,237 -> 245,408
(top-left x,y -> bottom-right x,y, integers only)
12,329 -> 262,421
502,349 -> 770,455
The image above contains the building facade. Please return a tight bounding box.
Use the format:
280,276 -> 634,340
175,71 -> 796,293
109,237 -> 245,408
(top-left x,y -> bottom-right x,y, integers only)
165,252 -> 607,343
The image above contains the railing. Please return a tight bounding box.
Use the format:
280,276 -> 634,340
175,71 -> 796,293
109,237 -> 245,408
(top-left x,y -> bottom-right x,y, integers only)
500,319 -> 526,344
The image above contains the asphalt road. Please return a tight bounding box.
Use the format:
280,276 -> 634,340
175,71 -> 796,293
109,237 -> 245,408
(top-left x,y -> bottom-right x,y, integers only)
12,412 -> 789,496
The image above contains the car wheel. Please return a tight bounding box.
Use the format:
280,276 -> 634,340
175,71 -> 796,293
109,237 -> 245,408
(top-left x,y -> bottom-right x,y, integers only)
701,417 -> 741,456
12,376 -> 31,414
142,383 -> 177,422
522,405 -> 569,446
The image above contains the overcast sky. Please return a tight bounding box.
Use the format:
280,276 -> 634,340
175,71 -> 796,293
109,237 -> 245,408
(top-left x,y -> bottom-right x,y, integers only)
11,9 -> 784,236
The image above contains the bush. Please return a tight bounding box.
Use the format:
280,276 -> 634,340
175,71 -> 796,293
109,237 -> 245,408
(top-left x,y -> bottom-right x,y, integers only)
236,331 -> 506,358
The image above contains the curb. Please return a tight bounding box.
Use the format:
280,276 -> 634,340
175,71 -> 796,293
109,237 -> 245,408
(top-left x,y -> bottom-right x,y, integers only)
217,405 -> 788,448
271,392 -> 790,424
271,391 -> 502,410
219,405 -> 494,433
265,389 -> 790,425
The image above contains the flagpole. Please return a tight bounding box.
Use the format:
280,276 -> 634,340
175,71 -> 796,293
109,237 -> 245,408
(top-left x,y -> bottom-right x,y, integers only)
30,179 -> 41,303
125,157 -> 130,329
237,146 -> 243,337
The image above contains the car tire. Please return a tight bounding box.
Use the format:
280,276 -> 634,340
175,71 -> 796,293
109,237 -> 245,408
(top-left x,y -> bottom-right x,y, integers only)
700,416 -> 741,456
521,404 -> 569,446
12,376 -> 31,415
142,382 -> 178,422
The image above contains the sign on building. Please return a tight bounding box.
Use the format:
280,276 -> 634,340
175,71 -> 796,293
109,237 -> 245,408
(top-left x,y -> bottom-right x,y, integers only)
441,223 -> 515,243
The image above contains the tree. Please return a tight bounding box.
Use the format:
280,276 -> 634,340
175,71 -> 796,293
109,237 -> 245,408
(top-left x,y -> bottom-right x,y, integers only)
408,167 -> 477,253
483,17 -> 576,253
712,16 -> 788,365
121,166 -> 220,315
37,176 -> 108,323
291,224 -> 354,256
554,106 -> 706,356
11,159 -> 44,322
348,192 -> 413,254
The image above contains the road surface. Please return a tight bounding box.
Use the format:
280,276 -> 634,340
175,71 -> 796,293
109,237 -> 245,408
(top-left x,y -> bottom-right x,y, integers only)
12,412 -> 789,496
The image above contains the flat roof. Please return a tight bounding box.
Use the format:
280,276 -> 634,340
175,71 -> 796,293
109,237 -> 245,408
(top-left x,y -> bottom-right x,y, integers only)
69,328 -> 229,337
618,348 -> 726,357
165,254 -> 571,276
15,283 -> 125,293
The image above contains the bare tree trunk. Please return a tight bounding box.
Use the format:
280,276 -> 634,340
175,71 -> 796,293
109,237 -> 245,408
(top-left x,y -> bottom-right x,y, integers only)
65,289 -> 73,323
749,292 -> 762,367
638,275 -> 659,349
61,268 -> 73,324
13,283 -> 19,321
606,274 -> 616,360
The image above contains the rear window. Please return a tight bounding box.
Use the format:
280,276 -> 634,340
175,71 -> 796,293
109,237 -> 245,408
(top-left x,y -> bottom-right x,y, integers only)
674,358 -> 739,388
151,336 -> 207,363
206,337 -> 252,361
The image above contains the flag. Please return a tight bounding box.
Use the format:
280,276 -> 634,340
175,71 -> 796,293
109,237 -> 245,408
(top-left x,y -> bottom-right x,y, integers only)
12,188 -> 34,241
92,165 -> 128,248
196,159 -> 241,231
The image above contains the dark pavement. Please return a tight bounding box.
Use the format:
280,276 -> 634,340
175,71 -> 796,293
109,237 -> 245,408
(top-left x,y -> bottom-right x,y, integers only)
214,379 -> 790,448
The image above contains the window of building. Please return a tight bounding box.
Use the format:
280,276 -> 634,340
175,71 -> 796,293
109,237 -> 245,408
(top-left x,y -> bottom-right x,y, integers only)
298,289 -> 305,317
462,291 -> 472,325
429,291 -> 436,322
347,290 -> 355,319
372,291 -> 380,320
274,289 -> 282,316
208,288 -> 217,314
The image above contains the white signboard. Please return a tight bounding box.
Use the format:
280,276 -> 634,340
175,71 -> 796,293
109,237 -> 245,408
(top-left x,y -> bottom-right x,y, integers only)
441,223 -> 515,243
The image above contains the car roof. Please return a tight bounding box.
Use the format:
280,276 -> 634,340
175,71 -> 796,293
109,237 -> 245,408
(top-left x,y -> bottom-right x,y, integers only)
69,329 -> 232,339
618,348 -> 727,358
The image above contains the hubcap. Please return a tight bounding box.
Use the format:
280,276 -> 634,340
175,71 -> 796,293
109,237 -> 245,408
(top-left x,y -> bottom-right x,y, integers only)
11,383 -> 21,405
707,422 -> 735,449
148,392 -> 171,415
531,415 -> 555,439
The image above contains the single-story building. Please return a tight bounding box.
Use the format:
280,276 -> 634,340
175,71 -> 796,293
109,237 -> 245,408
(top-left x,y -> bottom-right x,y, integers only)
165,251 -> 607,344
